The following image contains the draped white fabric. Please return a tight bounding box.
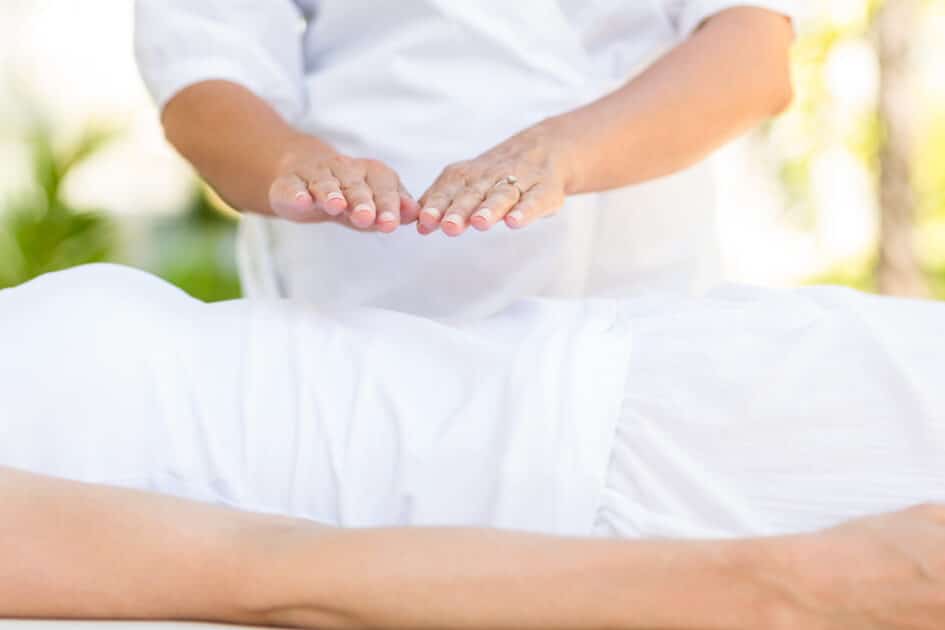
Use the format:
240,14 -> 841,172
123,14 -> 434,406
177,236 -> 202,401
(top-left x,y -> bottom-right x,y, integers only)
0,265 -> 629,536
4,264 -> 945,541
598,285 -> 945,539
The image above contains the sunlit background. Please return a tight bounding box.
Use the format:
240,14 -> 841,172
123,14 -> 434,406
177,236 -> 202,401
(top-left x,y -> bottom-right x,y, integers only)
2,0 -> 943,300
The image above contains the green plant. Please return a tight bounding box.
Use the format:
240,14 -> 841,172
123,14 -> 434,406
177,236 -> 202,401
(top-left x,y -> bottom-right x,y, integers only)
0,117 -> 241,301
144,189 -> 241,302
0,122 -> 118,288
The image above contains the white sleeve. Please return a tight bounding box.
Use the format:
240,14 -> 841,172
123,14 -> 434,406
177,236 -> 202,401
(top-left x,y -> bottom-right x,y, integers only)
662,1 -> 801,39
133,0 -> 308,122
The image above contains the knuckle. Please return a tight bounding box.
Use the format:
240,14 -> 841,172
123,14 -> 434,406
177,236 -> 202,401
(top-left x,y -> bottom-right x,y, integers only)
908,503 -> 943,520
277,150 -> 303,172
331,153 -> 354,168
343,179 -> 369,193
269,178 -> 289,196
376,192 -> 400,208
453,194 -> 482,209
346,192 -> 371,206
444,161 -> 471,178
495,187 -> 519,202
361,158 -> 389,173
312,180 -> 338,193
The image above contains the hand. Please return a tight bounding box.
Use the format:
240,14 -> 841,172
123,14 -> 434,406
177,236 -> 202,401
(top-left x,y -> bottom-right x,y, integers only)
268,135 -> 419,232
781,505 -> 945,629
417,124 -> 572,237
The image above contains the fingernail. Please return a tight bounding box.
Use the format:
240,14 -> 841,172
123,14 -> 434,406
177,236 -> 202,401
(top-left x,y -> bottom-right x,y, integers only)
294,191 -> 312,202
444,214 -> 463,226
378,211 -> 396,223
323,192 -> 346,215
507,210 -> 524,227
422,207 -> 441,220
351,204 -> 374,227
473,208 -> 492,222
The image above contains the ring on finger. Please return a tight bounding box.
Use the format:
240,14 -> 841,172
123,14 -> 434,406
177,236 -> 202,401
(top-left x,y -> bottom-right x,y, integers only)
494,175 -> 525,196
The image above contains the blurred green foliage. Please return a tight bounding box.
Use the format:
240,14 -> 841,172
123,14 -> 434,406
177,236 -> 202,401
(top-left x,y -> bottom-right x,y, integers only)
776,0 -> 945,296
774,2 -> 882,228
0,119 -> 240,301
0,123 -> 117,288
145,191 -> 241,302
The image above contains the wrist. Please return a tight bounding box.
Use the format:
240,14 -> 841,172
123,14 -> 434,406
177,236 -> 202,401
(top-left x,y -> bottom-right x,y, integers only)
622,538 -> 806,630
276,131 -> 339,174
533,114 -> 585,196
726,537 -> 815,630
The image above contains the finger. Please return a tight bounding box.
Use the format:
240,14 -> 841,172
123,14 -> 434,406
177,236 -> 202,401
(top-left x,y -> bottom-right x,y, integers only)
419,174 -> 465,229
911,503 -> 945,525
366,169 -> 402,233
470,182 -> 522,231
375,190 -> 402,233
442,189 -> 486,237
504,185 -> 561,229
339,179 -> 375,229
327,161 -> 376,229
419,192 -> 449,229
398,183 -> 420,225
269,174 -> 319,222
341,180 -> 376,229
306,168 -> 346,216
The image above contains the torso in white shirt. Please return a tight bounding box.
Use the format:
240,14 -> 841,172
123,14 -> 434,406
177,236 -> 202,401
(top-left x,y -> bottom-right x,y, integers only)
135,0 -> 795,316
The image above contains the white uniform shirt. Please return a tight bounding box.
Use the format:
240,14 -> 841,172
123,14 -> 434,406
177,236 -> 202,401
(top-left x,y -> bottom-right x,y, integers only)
135,0 -> 795,318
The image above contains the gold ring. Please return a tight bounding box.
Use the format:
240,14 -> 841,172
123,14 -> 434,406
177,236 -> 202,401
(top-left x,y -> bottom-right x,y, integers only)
496,175 -> 523,195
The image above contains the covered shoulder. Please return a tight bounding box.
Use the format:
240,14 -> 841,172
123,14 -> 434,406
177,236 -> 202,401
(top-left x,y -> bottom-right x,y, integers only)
0,264 -> 202,343
2,263 -> 194,306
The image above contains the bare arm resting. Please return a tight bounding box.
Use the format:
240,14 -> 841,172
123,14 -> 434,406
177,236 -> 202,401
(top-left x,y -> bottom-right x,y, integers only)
0,467 -> 781,629
161,82 -> 419,231
4,467 -> 945,629
418,7 -> 796,235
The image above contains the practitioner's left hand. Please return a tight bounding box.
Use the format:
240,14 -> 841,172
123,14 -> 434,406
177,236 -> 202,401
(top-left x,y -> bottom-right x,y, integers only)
417,124 -> 572,236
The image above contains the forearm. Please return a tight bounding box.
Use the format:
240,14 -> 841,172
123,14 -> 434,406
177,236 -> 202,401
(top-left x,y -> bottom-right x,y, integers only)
251,526 -> 798,630
547,7 -> 794,195
1,466 -> 798,629
0,467 -> 261,622
161,80 -> 334,215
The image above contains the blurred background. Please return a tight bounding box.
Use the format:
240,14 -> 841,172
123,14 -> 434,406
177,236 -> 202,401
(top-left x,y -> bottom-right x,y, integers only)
1,0 -> 943,301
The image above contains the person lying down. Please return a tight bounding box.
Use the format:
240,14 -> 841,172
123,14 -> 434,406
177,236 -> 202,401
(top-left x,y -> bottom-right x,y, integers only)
2,263 -> 945,630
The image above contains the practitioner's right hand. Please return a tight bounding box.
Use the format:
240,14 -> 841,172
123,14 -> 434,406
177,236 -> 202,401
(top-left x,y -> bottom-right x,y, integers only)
786,504 -> 945,629
268,135 -> 420,233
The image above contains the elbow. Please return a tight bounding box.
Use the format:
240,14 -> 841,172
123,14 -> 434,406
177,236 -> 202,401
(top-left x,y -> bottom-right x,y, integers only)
159,103 -> 192,161
767,72 -> 795,116
763,33 -> 796,117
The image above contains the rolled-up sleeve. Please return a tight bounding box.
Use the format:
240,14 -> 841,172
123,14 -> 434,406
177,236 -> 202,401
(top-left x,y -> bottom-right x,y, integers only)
663,1 -> 800,39
134,0 -> 308,122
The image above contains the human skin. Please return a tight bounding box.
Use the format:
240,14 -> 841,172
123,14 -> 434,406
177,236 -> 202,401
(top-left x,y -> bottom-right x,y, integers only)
160,7 -> 792,235
419,6 -> 795,236
3,466 -> 945,629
